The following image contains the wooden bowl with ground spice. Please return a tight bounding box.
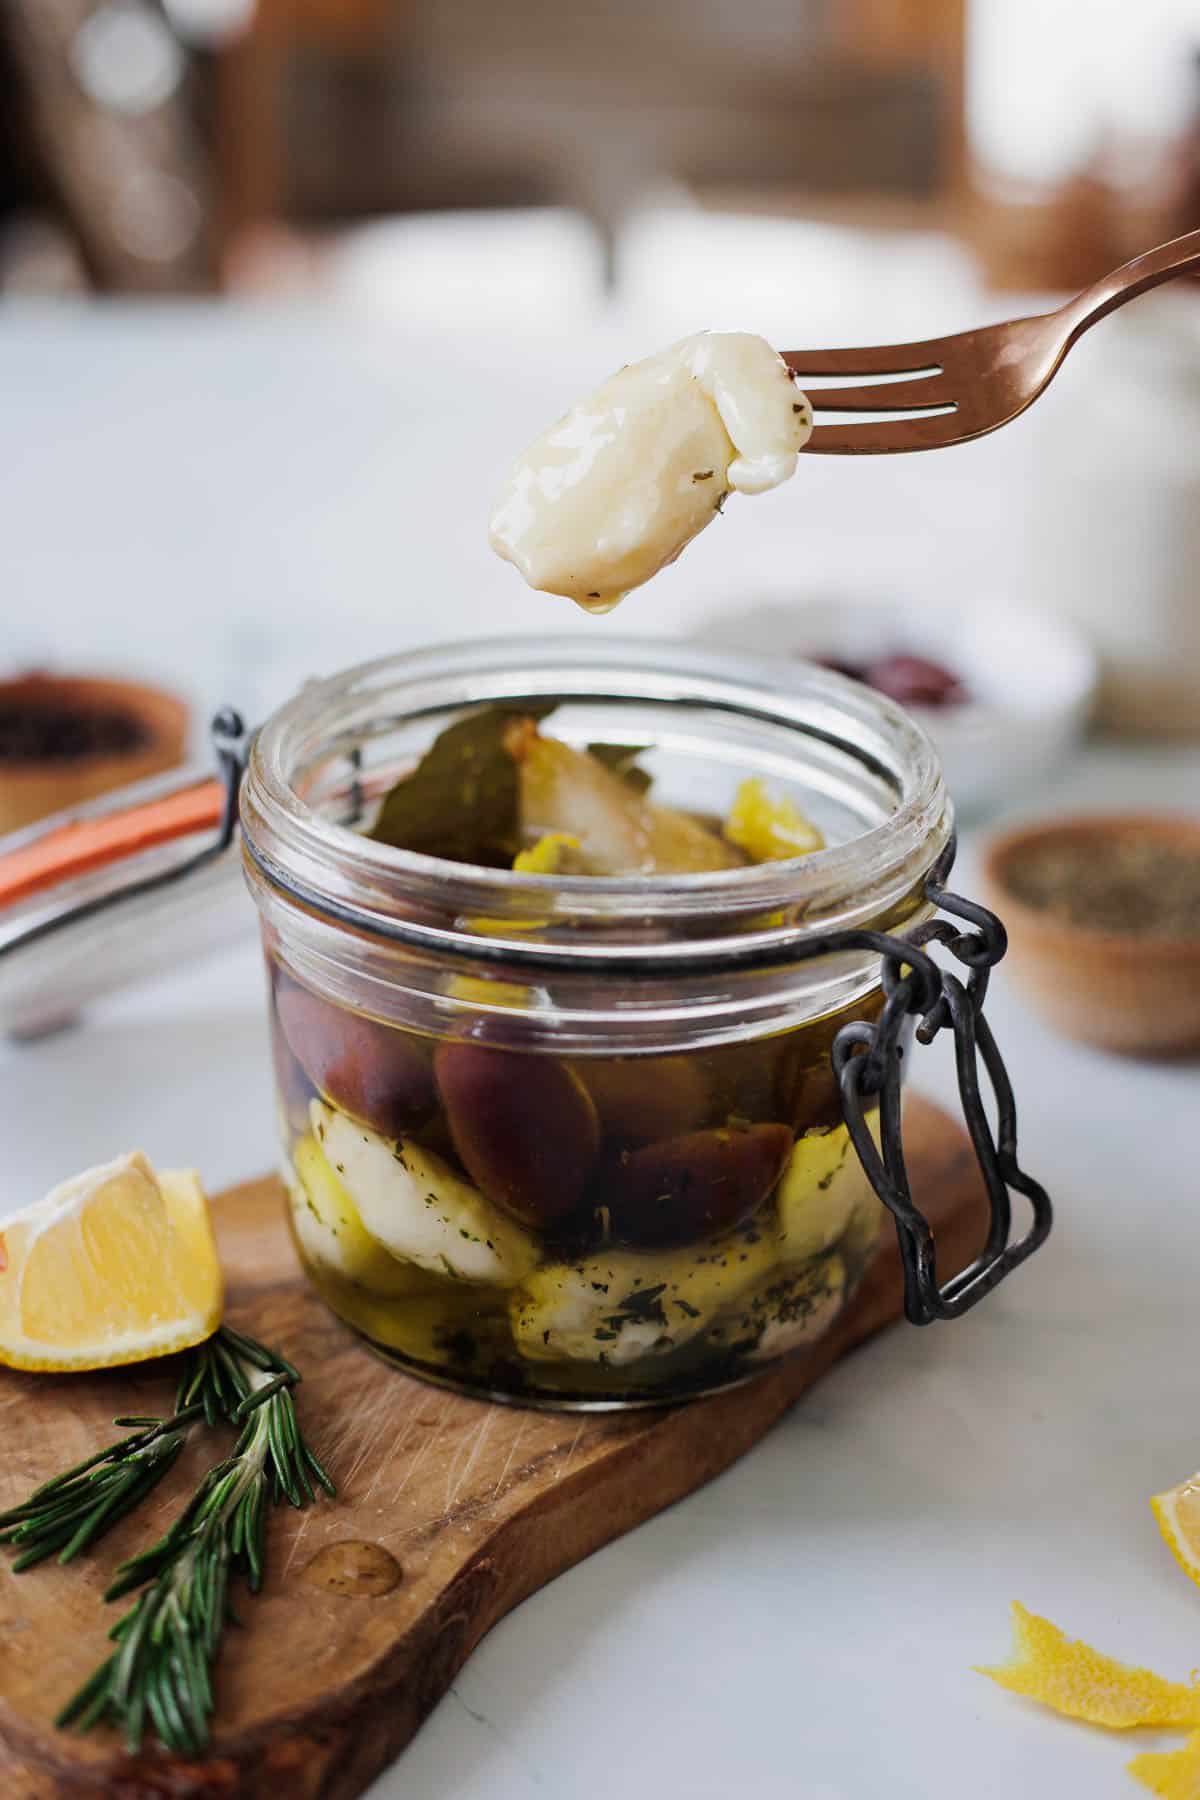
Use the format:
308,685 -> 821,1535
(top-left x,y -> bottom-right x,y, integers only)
982,815 -> 1200,1057
0,674 -> 189,838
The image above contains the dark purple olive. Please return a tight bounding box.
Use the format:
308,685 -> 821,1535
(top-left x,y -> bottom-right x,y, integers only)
774,1034 -> 843,1135
435,1041 -> 601,1228
785,1061 -> 844,1135
598,1122 -> 793,1248
774,989 -> 886,1134
270,1013 -> 316,1135
275,977 -> 434,1138
575,1056 -> 712,1148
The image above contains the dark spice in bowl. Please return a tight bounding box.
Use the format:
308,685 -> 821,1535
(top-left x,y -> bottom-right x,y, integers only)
982,816 -> 1200,1055
0,674 -> 189,836
1002,833 -> 1200,940
0,699 -> 150,765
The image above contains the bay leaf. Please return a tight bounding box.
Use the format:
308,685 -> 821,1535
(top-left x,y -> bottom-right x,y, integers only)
369,702 -> 556,866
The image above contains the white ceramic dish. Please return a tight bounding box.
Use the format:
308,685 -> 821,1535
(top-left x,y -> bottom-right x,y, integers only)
692,596 -> 1097,820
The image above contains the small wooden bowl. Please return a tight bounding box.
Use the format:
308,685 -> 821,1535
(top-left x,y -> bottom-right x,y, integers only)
0,674 -> 189,838
981,815 -> 1200,1057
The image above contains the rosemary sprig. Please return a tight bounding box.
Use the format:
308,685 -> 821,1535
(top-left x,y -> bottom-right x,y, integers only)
0,1423 -> 188,1572
54,1327 -> 333,1755
0,1356 -> 226,1572
0,1326 -> 277,1572
0,1325 -> 333,1756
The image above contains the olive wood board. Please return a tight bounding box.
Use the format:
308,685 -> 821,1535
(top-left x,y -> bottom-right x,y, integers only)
0,1094 -> 986,1799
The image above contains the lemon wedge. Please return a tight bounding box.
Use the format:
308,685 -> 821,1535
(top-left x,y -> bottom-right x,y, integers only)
0,1153 -> 222,1371
1152,1476 -> 1200,1592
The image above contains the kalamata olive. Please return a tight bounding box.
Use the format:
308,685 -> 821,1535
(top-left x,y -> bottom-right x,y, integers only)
275,976 -> 435,1138
677,1035 -> 788,1131
778,1049 -> 844,1136
797,1067 -> 845,1133
773,990 -> 886,1135
270,1012 -> 316,1135
598,1122 -> 793,1249
576,1055 -> 712,1148
724,1038 -> 792,1124
435,1041 -> 601,1228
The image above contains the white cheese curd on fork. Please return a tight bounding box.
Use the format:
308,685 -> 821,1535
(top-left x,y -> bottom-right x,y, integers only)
489,331 -> 812,611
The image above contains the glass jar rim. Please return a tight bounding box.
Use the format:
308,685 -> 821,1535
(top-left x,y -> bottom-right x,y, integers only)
241,635 -> 951,972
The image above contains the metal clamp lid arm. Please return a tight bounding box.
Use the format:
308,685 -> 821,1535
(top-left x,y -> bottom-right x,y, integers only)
832,841 -> 1051,1325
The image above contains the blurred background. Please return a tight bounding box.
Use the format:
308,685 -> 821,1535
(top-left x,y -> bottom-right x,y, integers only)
1,0 -> 1198,791
3,0 -> 1198,298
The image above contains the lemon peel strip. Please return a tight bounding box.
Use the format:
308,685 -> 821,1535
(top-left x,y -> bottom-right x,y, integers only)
976,1603 -> 1200,1731
512,832 -> 581,874
1128,1731 -> 1200,1799
723,777 -> 823,863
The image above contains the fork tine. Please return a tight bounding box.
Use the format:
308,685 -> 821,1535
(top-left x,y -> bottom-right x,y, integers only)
803,413 -> 966,454
782,340 -> 944,378
804,375 -> 954,413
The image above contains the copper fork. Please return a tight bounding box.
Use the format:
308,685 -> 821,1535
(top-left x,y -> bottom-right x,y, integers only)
785,227 -> 1200,454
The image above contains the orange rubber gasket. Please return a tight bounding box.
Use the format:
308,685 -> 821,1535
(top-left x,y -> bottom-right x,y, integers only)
0,780 -> 227,911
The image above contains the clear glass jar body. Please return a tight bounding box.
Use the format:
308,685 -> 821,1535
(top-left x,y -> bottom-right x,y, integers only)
242,639 -> 951,1408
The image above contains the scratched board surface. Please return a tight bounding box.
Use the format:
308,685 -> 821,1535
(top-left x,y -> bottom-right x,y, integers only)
0,1097 -> 986,1799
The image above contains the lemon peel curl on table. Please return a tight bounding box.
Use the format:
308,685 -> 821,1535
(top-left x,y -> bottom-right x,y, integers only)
981,1469 -> 1200,1799
978,1602 -> 1200,1731
1127,1734 -> 1200,1800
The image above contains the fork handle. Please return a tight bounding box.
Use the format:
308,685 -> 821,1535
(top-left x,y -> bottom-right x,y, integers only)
1062,226 -> 1200,343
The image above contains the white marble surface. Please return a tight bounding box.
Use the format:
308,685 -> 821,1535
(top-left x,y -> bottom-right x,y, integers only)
2,290 -> 1199,1800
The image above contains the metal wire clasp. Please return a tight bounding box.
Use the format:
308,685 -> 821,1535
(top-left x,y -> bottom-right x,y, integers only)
831,841 -> 1052,1325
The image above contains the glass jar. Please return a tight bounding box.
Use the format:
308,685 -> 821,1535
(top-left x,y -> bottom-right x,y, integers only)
241,638 -> 952,1408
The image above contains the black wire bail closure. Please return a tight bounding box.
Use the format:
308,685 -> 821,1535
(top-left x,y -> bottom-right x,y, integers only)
831,840 -> 1052,1324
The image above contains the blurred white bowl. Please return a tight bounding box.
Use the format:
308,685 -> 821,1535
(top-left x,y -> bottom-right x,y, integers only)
692,595 -> 1097,820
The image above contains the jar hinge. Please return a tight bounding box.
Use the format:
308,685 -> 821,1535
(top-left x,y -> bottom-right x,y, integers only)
831,839 -> 1052,1324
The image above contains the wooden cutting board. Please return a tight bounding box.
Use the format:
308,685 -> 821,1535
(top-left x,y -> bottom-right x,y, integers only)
0,1096 -> 986,1799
